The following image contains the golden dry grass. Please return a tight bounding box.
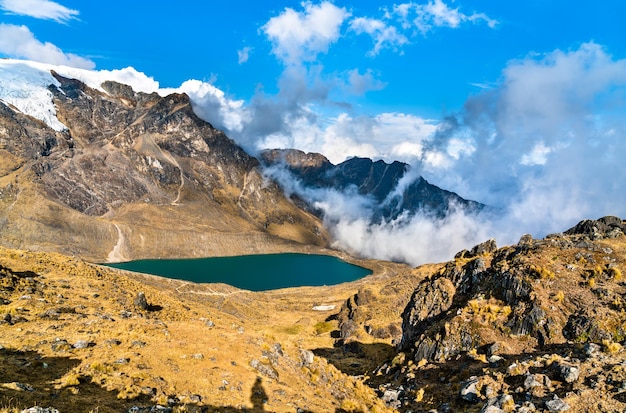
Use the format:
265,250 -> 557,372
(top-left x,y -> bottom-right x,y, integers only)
0,246 -> 402,413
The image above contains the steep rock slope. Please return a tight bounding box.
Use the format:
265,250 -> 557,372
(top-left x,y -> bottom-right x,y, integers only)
332,216 -> 626,412
262,148 -> 485,221
0,72 -> 327,261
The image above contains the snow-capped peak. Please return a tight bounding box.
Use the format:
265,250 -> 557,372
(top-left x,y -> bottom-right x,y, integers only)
0,59 -> 248,136
0,59 -> 161,131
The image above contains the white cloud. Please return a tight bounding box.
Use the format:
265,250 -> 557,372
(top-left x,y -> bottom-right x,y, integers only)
254,42 -> 626,266
160,79 -> 250,134
253,111 -> 438,164
349,17 -> 409,56
261,1 -> 350,65
0,24 -> 94,69
423,42 -> 626,236
237,46 -> 252,64
389,0 -> 497,35
0,0 -> 78,23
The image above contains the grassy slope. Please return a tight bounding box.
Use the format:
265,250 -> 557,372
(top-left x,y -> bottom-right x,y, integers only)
0,246 -> 421,413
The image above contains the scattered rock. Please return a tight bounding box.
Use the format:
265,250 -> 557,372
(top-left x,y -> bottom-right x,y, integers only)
127,406 -> 172,413
73,340 -> 91,349
104,339 -> 122,347
134,292 -> 149,310
250,359 -> 278,380
312,304 -> 335,311
481,406 -> 504,413
300,349 -> 314,366
382,389 -> 401,409
15,382 -> 34,391
51,339 -> 71,352
524,373 -> 543,390
584,342 -> 601,357
487,342 -> 500,356
21,408 -> 59,413
544,395 -> 570,412
562,313 -> 609,342
460,376 -> 480,403
554,362 -> 580,384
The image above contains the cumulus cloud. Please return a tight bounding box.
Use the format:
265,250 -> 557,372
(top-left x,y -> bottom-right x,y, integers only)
261,1 -> 350,66
0,0 -> 78,23
0,24 -> 95,69
346,69 -> 387,95
419,42 -> 626,239
350,1 -> 496,57
253,111 -> 438,164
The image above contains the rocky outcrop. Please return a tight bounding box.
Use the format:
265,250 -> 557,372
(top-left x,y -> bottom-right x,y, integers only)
364,217 -> 626,412
564,216 -> 626,239
0,74 -> 328,260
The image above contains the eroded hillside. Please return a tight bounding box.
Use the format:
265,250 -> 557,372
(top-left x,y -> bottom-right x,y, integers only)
0,72 -> 327,262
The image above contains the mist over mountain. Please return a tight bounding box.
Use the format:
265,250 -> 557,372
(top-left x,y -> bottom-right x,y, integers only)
0,59 -> 505,265
1,56 -> 624,266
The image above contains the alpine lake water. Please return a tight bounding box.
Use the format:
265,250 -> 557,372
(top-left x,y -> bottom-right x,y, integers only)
104,253 -> 372,291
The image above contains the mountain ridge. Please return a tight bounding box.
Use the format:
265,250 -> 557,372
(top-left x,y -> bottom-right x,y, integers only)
261,148 -> 485,222
0,64 -> 328,262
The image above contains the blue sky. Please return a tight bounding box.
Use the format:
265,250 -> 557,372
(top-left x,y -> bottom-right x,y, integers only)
1,0 -> 626,262
2,1 -> 624,119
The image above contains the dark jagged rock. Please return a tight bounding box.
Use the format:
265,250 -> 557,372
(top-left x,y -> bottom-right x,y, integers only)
399,277 -> 456,351
261,148 -> 486,222
562,313 -> 610,343
565,216 -> 626,239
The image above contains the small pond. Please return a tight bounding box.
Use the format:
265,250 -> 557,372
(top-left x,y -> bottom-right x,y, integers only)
104,253 -> 372,291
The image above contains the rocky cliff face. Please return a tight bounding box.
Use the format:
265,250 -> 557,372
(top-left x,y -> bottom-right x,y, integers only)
0,72 -> 327,261
333,216 -> 626,412
261,148 -> 485,222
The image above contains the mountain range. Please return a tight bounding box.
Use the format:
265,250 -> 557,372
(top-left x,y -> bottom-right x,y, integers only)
3,60 -> 624,413
0,59 -> 482,262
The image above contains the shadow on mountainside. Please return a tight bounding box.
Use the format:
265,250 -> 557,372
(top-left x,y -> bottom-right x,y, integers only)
0,348 -> 319,413
313,339 -> 396,377
0,347 -> 157,413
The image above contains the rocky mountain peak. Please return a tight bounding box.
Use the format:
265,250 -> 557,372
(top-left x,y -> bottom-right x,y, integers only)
0,69 -> 327,260
262,148 -> 485,221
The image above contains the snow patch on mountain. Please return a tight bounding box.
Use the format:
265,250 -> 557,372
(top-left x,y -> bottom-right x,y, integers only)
0,59 -> 243,134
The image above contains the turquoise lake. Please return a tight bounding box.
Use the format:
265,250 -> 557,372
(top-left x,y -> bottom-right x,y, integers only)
105,253 -> 372,291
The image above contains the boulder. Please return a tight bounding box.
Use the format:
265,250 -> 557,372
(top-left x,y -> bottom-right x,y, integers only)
399,277 -> 456,350
133,292 -> 149,310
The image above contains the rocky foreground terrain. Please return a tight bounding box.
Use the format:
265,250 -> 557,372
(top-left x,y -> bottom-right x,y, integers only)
0,216 -> 625,413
